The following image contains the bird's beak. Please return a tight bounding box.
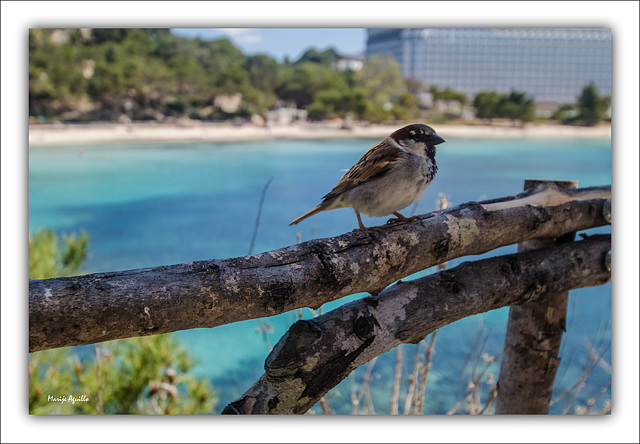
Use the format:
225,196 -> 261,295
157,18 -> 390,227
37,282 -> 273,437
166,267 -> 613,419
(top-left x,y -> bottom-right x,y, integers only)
430,134 -> 446,146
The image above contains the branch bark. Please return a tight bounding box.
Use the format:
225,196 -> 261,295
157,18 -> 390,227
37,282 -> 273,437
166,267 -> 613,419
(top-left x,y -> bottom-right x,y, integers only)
222,235 -> 611,414
29,184 -> 610,352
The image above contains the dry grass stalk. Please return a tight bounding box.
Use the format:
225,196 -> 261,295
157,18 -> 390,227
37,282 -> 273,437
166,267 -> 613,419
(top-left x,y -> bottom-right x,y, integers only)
319,396 -> 332,415
412,331 -> 438,414
403,346 -> 423,414
389,345 -> 403,415
447,351 -> 500,415
248,177 -> 272,255
556,341 -> 611,414
576,380 -> 611,415
254,320 -> 274,352
448,324 -> 500,415
351,357 -> 378,414
550,314 -> 611,414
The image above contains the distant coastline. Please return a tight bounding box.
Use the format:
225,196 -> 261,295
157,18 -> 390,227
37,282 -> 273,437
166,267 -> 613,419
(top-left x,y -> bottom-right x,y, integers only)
28,120 -> 612,147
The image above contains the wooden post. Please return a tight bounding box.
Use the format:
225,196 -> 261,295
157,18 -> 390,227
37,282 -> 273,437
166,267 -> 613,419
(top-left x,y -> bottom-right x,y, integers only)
495,179 -> 579,414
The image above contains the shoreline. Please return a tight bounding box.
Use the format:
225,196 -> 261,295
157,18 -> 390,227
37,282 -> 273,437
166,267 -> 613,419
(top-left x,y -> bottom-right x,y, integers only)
28,121 -> 612,147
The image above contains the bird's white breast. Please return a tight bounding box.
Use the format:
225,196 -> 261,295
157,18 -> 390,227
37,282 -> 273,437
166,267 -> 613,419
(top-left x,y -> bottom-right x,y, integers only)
343,154 -> 434,217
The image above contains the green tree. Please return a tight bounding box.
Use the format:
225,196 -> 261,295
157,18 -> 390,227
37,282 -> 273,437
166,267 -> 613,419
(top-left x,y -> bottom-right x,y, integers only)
29,335 -> 217,414
550,103 -> 577,124
276,62 -> 345,107
576,82 -> 610,126
473,90 -> 535,126
244,54 -> 282,94
497,91 -> 535,126
430,86 -> 467,105
91,28 -> 131,44
513,91 -> 535,124
356,55 -> 407,123
391,92 -> 421,121
295,47 -> 342,65
357,54 -> 405,106
430,86 -> 468,119
473,91 -> 501,122
29,229 -> 89,280
307,87 -> 366,120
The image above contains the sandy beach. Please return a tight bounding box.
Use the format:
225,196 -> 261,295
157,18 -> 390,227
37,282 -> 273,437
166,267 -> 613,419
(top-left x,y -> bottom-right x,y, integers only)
28,120 -> 611,147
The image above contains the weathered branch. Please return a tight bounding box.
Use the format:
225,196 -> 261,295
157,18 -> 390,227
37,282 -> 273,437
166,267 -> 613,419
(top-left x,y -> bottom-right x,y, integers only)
222,235 -> 611,414
29,184 -> 610,352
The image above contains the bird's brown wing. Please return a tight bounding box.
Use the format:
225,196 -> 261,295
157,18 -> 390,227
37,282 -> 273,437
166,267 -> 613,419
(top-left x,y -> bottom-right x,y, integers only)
322,142 -> 404,201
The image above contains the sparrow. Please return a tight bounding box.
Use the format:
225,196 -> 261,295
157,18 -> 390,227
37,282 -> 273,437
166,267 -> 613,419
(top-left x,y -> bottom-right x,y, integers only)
290,123 -> 445,231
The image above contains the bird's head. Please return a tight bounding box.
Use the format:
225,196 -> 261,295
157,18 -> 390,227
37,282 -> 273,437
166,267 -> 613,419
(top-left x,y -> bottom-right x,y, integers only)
389,124 -> 445,158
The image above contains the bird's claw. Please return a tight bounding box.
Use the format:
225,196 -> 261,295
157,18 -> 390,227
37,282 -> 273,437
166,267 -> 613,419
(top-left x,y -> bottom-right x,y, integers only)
386,215 -> 420,225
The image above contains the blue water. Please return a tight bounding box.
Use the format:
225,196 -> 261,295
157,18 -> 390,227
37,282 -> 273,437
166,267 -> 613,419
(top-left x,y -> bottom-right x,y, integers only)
29,136 -> 611,414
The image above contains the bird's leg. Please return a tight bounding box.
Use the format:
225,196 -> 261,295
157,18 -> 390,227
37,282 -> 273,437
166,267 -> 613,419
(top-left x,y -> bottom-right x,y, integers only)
386,211 -> 420,225
352,210 -> 383,233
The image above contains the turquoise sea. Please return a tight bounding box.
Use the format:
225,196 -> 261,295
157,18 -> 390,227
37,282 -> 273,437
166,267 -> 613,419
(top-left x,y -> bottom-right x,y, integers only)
28,136 -> 612,414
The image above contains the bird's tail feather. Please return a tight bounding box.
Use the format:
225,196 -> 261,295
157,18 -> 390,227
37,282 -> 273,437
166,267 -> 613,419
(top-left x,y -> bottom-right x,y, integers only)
289,203 -> 328,226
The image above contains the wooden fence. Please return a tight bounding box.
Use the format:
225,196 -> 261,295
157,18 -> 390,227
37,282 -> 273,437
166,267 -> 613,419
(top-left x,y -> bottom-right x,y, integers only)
29,181 -> 611,414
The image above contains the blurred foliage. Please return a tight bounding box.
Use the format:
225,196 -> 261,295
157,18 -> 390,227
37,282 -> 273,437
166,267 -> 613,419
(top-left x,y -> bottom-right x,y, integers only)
430,86 -> 467,105
29,228 -> 89,280
499,91 -> 536,125
29,29 -> 269,121
28,28 -> 421,124
576,83 -> 611,126
355,54 -> 409,123
472,91 -> 502,122
28,228 -> 217,414
29,335 -> 217,414
295,47 -> 342,65
550,84 -> 610,126
29,28 -> 608,126
472,90 -> 536,126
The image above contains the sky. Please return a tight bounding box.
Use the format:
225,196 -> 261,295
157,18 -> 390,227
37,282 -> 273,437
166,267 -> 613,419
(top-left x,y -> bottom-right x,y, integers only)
170,28 -> 367,62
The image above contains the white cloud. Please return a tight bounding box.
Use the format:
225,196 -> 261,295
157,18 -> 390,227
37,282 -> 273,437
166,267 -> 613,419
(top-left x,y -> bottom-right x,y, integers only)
218,28 -> 263,45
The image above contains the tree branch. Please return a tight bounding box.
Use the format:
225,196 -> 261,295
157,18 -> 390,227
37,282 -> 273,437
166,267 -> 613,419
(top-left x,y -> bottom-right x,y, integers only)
222,235 -> 611,414
29,184 -> 610,352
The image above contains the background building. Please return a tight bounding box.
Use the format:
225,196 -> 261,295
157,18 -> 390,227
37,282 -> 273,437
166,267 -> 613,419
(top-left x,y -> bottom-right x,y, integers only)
366,28 -> 611,105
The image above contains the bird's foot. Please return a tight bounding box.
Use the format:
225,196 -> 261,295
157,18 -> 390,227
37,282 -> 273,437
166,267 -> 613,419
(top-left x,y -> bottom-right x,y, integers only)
353,210 -> 384,233
386,212 -> 420,225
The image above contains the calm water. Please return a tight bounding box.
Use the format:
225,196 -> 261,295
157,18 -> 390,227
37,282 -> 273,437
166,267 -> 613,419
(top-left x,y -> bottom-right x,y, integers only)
29,136 -> 611,414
